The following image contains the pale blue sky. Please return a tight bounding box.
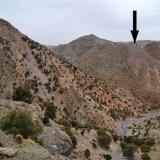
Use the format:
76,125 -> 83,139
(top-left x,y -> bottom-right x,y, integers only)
0,0 -> 159,44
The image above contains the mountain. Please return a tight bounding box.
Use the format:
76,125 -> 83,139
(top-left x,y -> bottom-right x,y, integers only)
50,35 -> 160,105
0,20 -> 159,160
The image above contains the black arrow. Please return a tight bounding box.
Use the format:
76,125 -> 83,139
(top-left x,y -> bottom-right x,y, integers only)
131,10 -> 139,44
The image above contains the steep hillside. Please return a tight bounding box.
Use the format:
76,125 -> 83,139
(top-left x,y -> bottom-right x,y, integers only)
51,35 -> 160,104
0,19 -> 144,129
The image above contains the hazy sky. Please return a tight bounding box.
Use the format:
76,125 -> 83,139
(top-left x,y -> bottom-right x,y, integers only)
0,0 -> 159,44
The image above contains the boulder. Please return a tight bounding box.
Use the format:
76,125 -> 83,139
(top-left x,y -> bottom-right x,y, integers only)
40,127 -> 73,156
11,142 -> 53,160
0,147 -> 17,157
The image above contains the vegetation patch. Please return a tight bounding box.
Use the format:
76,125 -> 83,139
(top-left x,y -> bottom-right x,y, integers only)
97,129 -> 112,149
103,154 -> 112,160
141,153 -> 151,160
0,109 -> 42,141
12,86 -> 33,103
65,127 -> 77,149
43,101 -> 57,120
84,149 -> 91,158
120,136 -> 155,159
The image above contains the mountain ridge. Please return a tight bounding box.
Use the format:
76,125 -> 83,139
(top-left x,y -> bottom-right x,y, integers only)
50,34 -> 160,105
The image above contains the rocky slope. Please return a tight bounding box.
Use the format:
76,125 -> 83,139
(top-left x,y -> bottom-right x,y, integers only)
0,19 -> 144,127
50,35 -> 160,105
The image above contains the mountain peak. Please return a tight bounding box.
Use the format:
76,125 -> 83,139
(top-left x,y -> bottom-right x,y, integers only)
69,34 -> 113,46
84,34 -> 99,39
77,34 -> 104,41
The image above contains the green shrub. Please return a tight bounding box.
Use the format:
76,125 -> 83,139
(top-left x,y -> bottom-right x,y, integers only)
12,86 -> 33,103
65,127 -> 77,148
122,145 -> 135,158
43,101 -> 57,120
97,129 -> 112,149
103,154 -> 112,160
110,109 -> 118,120
141,144 -> 151,153
123,136 -> 140,144
92,142 -> 97,148
120,141 -> 128,149
70,120 -> 88,129
121,136 -> 154,159
123,136 -> 154,147
58,118 -> 71,128
120,141 -> 137,158
141,153 -> 151,160
112,133 -> 119,142
0,142 -> 3,147
145,138 -> 155,146
84,149 -> 90,158
0,109 -> 42,140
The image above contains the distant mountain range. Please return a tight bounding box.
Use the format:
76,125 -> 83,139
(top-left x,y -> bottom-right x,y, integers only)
49,34 -> 160,104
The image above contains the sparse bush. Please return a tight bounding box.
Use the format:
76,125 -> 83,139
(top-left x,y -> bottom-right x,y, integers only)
84,149 -> 90,158
42,116 -> 49,126
97,129 -> 112,149
15,134 -> 23,144
124,136 -> 145,146
36,138 -> 44,146
141,153 -> 151,160
141,144 -> 151,153
122,145 -> 135,158
110,109 -> 118,120
103,154 -> 112,160
58,118 -> 71,128
12,86 -> 33,103
92,142 -> 97,148
120,136 -> 155,159
0,143 -> 3,147
59,88 -> 64,94
145,138 -> 155,146
43,101 -> 57,120
0,109 -> 42,140
112,133 -> 118,142
123,136 -> 155,148
21,36 -> 29,41
120,140 -> 137,159
65,127 -> 77,148
80,129 -> 85,135
120,141 -> 128,149
70,120 -> 88,129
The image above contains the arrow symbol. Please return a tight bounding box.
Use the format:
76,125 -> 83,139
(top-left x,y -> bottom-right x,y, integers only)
131,10 -> 139,44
